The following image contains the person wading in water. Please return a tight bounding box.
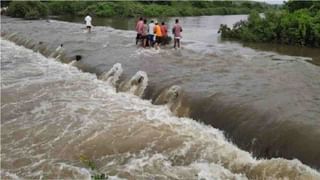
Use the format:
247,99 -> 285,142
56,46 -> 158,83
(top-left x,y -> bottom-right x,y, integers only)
135,17 -> 144,45
172,19 -> 183,49
142,19 -> 148,48
147,20 -> 155,47
84,14 -> 92,33
161,22 -> 168,45
154,21 -> 163,50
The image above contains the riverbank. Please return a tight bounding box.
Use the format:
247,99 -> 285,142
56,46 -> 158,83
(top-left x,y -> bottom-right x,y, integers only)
1,15 -> 320,169
219,1 -> 320,47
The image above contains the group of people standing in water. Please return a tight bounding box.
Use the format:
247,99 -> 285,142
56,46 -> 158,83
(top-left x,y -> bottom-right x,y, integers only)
135,17 -> 183,49
84,15 -> 183,49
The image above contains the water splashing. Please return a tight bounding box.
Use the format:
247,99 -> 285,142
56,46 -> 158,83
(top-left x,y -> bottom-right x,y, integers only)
120,71 -> 148,97
99,63 -> 123,87
49,44 -> 64,58
154,85 -> 189,117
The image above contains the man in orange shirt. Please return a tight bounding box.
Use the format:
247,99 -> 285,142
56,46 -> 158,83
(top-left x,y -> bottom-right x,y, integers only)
160,22 -> 168,45
153,21 -> 162,50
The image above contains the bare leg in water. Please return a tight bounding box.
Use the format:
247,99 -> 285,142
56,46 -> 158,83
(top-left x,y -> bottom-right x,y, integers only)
174,38 -> 180,49
143,37 -> 148,48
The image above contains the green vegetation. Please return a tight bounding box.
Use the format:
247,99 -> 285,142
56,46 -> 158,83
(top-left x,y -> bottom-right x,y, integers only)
6,1 -> 273,19
219,0 -> 320,47
6,1 -> 48,20
91,173 -> 108,180
79,155 -> 108,180
0,0 -> 11,8
46,1 -> 273,17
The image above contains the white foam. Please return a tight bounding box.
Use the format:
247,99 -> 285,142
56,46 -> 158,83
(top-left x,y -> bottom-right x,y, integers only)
119,70 -> 148,97
99,63 -> 123,86
0,171 -> 21,180
135,47 -> 161,56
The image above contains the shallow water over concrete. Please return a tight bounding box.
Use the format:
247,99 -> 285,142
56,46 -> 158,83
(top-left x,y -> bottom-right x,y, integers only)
56,15 -> 320,66
1,15 -> 320,170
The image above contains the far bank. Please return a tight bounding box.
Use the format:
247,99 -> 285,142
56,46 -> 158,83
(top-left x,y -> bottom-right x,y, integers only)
4,1 -> 275,19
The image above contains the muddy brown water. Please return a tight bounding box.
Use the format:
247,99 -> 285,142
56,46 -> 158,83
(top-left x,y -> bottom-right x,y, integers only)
1,15 -> 320,178
56,15 -> 320,66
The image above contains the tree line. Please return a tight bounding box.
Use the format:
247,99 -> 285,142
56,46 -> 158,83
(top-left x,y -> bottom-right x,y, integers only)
4,1 -> 274,19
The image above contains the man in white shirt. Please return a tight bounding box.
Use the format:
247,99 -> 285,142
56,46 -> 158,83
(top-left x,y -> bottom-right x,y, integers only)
147,20 -> 155,47
84,14 -> 92,33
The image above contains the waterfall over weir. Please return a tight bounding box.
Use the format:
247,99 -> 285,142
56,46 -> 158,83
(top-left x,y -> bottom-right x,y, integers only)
1,16 -> 320,178
99,63 -> 123,86
1,38 -> 320,179
119,71 -> 148,97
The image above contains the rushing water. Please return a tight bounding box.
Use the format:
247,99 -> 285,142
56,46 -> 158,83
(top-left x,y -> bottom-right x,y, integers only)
1,14 -> 320,177
1,37 -> 320,179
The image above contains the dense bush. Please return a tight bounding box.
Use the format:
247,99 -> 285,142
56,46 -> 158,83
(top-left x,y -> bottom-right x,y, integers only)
25,9 -> 40,20
284,0 -> 320,13
46,1 -> 93,16
79,2 -> 117,17
219,3 -> 320,47
7,1 -> 48,19
51,1 -> 258,18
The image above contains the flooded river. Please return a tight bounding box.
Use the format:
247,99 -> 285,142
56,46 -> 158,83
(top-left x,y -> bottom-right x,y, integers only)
1,15 -> 320,178
56,15 -> 320,66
